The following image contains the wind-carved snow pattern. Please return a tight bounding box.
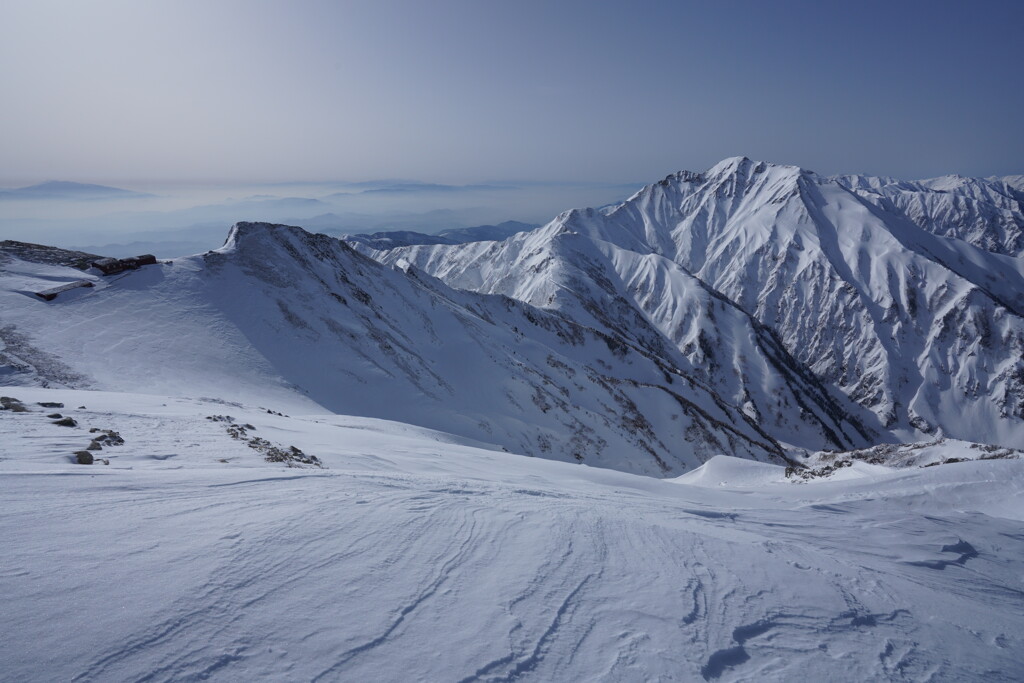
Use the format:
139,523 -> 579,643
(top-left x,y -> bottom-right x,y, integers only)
4,390 -> 1023,681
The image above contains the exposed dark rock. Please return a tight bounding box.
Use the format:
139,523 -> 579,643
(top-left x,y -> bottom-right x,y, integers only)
74,451 -> 94,465
1,396 -> 28,412
37,402 -> 64,408
212,418 -> 322,468
264,444 -> 322,467
0,240 -> 101,270
54,417 -> 77,427
87,428 -> 124,446
786,459 -> 853,480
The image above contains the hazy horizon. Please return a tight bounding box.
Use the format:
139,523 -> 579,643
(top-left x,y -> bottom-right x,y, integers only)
2,1 -> 1022,254
2,0 -> 1022,189
4,153 -> 1024,259
0,176 -> 649,257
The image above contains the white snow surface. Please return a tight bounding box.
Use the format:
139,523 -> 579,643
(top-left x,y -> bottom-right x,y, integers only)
3,387 -> 1024,681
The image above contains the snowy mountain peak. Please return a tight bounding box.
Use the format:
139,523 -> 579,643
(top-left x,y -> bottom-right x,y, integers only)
367,157 -> 1024,451
707,155 -> 754,174
5,157 -> 1024,473
705,156 -> 806,182
660,169 -> 705,185
622,157 -> 810,213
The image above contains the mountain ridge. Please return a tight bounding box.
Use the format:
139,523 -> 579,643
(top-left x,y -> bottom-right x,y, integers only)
4,156 -> 1023,475
2,220 -> 872,475
369,157 -> 1024,449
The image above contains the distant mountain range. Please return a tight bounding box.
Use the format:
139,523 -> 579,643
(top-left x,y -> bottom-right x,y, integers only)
342,221 -> 537,250
323,182 -> 514,200
0,181 -> 154,201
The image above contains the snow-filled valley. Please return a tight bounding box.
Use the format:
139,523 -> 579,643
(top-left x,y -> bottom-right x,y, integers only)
3,157 -> 1024,680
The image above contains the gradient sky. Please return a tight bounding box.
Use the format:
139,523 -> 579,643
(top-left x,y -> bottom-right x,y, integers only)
2,0 -> 1021,185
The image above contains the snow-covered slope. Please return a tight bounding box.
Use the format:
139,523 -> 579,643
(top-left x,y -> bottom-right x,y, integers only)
380,221 -> 874,450
374,157 -> 1024,449
3,387 -> 1023,681
834,173 -> 1024,255
0,222 -> 861,474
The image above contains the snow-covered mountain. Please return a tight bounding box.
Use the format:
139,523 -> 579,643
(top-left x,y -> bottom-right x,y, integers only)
833,173 -> 1024,255
371,157 -> 1024,450
5,162 -> 1024,681
6,156 -> 1023,470
1,222 -> 868,475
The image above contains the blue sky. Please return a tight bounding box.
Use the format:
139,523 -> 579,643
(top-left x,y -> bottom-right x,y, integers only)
1,0 -> 1021,184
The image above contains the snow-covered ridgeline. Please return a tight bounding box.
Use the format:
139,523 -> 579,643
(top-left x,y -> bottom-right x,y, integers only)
833,172 -> 1024,255
373,157 -> 1024,449
1,222 -> 863,475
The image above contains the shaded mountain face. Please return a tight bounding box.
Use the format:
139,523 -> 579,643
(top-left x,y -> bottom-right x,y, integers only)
369,157 -> 1024,449
0,222 -> 867,475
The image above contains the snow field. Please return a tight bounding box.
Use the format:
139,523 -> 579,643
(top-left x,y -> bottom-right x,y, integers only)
3,389 -> 1023,681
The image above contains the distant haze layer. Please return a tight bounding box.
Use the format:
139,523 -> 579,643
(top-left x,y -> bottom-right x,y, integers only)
0,178 -> 641,257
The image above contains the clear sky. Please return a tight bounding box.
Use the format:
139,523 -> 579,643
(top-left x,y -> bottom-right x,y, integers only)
1,0 -> 1021,185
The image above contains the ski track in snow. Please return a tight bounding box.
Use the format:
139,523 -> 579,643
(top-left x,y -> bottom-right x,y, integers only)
3,390 -> 1024,681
